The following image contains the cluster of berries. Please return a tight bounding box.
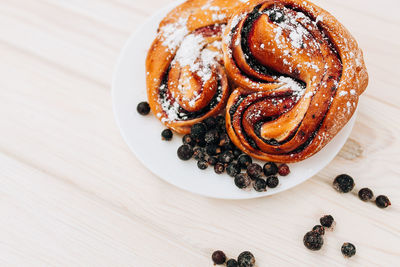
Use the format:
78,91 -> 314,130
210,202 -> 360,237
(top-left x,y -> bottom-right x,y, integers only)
212,250 -> 255,267
176,116 -> 290,191
303,215 -> 356,258
333,174 -> 391,208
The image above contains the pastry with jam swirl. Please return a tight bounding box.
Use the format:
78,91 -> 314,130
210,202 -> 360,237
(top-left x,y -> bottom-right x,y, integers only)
222,0 -> 368,162
146,0 -> 242,134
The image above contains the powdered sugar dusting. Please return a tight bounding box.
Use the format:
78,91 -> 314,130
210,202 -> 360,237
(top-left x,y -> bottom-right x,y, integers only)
278,77 -> 306,101
173,33 -> 222,85
160,18 -> 188,51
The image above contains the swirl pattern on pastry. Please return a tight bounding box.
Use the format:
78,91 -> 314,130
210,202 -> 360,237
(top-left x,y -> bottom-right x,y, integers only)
146,0 -> 242,134
222,0 -> 368,162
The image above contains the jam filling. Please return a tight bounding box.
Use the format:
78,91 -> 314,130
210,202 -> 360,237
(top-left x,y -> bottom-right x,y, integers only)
229,4 -> 343,154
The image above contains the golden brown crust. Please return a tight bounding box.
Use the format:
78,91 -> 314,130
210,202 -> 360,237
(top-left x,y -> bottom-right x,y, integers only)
146,0 -> 242,134
223,0 -> 368,162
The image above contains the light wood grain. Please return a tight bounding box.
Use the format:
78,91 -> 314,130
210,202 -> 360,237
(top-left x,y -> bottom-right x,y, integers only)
0,0 -> 399,266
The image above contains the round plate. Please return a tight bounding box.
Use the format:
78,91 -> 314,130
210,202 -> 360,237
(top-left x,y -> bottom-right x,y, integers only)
112,0 -> 356,199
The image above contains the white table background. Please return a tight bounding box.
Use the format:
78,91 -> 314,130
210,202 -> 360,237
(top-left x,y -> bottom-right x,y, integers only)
0,0 -> 399,266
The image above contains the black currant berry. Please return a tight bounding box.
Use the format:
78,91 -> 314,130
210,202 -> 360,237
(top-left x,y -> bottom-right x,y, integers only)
303,231 -> 324,251
206,144 -> 222,156
226,163 -> 241,177
246,163 -> 263,180
161,129 -> 173,141
207,156 -> 218,166
358,188 -> 373,202
196,137 -> 207,147
219,151 -> 235,164
278,164 -> 290,176
263,162 -> 278,176
136,101 -> 150,115
214,163 -> 225,174
204,117 -> 217,129
212,250 -> 226,265
233,148 -> 242,159
320,215 -> 334,228
182,134 -> 196,146
237,251 -> 255,267
197,160 -> 208,170
177,145 -> 193,161
333,174 -> 355,193
376,195 -> 391,209
341,242 -> 356,258
226,259 -> 238,267
237,155 -> 252,169
266,176 -> 279,188
234,174 -> 251,189
205,129 -> 220,144
312,225 -> 325,236
253,178 -> 267,192
190,123 -> 207,139
193,147 -> 206,161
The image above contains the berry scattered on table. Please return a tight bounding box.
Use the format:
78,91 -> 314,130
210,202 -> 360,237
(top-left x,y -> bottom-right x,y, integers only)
333,174 -> 355,193
263,162 -> 278,176
212,250 -> 226,265
375,195 -> 391,209
341,242 -> 356,258
358,188 -> 373,202
320,215 -> 334,228
226,258 -> 239,267
136,101 -> 150,115
303,231 -> 324,251
312,225 -> 325,236
237,251 -> 255,267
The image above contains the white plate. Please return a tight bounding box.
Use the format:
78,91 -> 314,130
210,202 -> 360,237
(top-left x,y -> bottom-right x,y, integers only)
112,0 -> 356,199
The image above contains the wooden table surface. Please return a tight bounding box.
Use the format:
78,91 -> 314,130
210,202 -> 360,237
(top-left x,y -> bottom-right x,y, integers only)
1,0 -> 399,266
